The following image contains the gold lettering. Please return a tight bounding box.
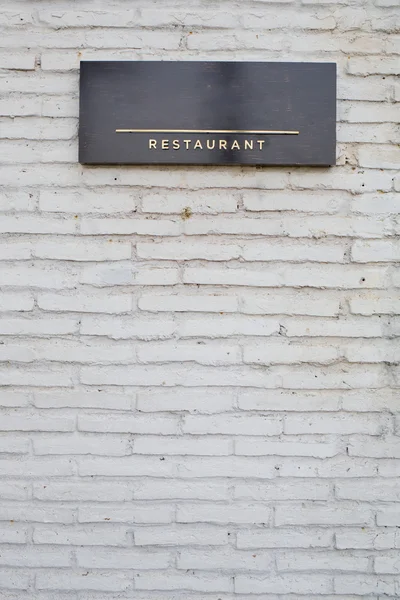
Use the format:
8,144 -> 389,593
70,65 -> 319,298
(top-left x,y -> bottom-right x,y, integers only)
172,140 -> 180,149
149,139 -> 157,149
231,140 -> 240,150
194,140 -> 203,150
162,139 -> 169,150
206,140 -> 216,150
219,140 -> 227,150
257,140 -> 265,150
183,139 -> 191,150
244,140 -> 253,150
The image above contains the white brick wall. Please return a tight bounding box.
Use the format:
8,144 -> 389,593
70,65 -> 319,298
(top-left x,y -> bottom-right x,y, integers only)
0,0 -> 399,597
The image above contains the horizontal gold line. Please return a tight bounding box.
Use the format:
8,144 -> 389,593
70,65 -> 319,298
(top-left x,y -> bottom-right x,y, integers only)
115,129 -> 299,135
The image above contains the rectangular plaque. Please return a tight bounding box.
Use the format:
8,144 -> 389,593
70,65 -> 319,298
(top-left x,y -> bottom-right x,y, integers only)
79,61 -> 336,166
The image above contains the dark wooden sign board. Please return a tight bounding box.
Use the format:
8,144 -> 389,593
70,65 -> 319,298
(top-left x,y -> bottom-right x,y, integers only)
79,61 -> 336,166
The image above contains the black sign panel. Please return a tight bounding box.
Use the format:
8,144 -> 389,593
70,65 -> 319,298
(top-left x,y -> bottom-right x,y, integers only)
79,61 -> 336,166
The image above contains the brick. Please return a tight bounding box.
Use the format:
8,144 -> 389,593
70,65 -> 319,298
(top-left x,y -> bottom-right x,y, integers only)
38,290 -> 132,313
134,525 -> 228,546
38,9 -> 136,28
36,570 -> 131,592
0,241 -> 31,260
142,190 -> 238,214
240,291 -> 340,316
341,389 -> 398,411
39,189 -> 137,213
177,503 -> 271,524
137,240 -> 240,261
341,102 -> 399,123
336,528 -> 400,549
345,340 -> 400,362
352,240 -> 400,262
243,190 -> 347,213
238,390 -> 342,411
134,479 -> 229,501
78,504 -> 174,524
133,435 -> 230,456
0,436 -> 29,454
0,502 -> 74,523
243,12 -> 336,29
0,482 -> 27,502
80,217 -> 181,236
379,460 -> 400,477
0,53 -> 36,71
178,315 -> 280,337
34,389 -> 133,410
243,342 -> 339,365
33,524 -> 129,546
235,574 -> 332,594
235,439 -> 339,458
137,343 -> 241,366
139,294 -> 238,313
284,364 -> 386,389
0,215 -> 76,234
285,413 -> 388,435
41,96 -> 78,117
0,410 -> 74,432
277,551 -> 368,572
0,546 -> 70,567
349,292 -> 400,315
237,528 -> 332,550
33,434 -> 129,456
0,292 -> 34,312
78,413 -> 179,434
0,568 -> 30,590
234,480 -> 330,501
290,168 -> 393,192
0,366 -> 74,387
184,215 -> 393,236
2,339 -> 136,364
0,264 -> 78,289
375,555 -> 400,574
377,509 -> 400,527
349,56 -> 400,75
334,575 -> 395,595
182,414 -> 282,435
358,144 -> 400,169
32,238 -> 131,261
338,76 -> 392,101
80,315 -> 176,339
184,265 -> 389,288
136,389 -> 234,414
1,117 -> 77,140
76,547 -> 171,569
177,548 -> 274,571
0,524 -> 27,544
0,458 -> 74,477
33,481 -> 133,501
275,504 -> 374,526
242,240 -> 344,262
336,479 -> 400,501
0,317 -> 78,336
351,193 -> 400,215
0,190 -> 36,211
338,123 -> 400,144
0,391 -> 30,408
134,572 -> 231,592
283,316 -> 388,337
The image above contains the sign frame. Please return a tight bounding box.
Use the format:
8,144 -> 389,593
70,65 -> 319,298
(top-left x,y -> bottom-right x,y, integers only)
79,61 -> 336,167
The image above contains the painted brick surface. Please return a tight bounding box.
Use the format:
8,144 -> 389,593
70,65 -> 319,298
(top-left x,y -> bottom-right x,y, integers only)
0,0 -> 399,598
